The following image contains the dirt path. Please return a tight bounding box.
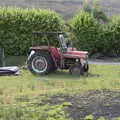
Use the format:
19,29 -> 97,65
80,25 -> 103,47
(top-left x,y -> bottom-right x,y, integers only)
65,90 -> 120,120
42,90 -> 120,120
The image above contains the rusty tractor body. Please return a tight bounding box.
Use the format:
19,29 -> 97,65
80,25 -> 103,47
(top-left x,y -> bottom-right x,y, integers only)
27,32 -> 89,75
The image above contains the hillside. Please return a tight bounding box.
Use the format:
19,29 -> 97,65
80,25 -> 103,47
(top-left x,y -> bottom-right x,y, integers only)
0,0 -> 83,20
0,0 -> 120,19
101,0 -> 120,16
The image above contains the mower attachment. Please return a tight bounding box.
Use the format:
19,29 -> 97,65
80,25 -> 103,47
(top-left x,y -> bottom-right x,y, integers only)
0,66 -> 20,76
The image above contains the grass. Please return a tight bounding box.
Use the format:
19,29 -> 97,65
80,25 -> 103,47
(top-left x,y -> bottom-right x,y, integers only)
5,56 -> 26,66
0,64 -> 120,99
0,64 -> 120,119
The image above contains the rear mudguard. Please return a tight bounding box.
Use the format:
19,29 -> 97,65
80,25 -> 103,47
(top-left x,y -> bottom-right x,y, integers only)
27,50 -> 58,68
28,50 -> 35,61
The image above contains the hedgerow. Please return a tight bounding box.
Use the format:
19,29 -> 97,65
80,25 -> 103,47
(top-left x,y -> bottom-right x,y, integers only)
102,17 -> 120,56
71,11 -> 103,53
71,11 -> 120,56
0,7 -> 63,55
0,7 -> 120,56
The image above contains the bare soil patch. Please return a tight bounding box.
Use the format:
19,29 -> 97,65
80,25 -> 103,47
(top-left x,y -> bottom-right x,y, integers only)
41,90 -> 120,120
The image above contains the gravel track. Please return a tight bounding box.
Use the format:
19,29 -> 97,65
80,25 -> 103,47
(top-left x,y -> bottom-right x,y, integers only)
89,60 -> 120,65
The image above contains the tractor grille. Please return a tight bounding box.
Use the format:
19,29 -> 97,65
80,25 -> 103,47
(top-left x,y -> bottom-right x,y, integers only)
64,58 -> 77,66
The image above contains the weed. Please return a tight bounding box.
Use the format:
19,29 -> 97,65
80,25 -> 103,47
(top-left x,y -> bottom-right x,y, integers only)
97,117 -> 106,120
16,95 -> 30,103
84,115 -> 94,120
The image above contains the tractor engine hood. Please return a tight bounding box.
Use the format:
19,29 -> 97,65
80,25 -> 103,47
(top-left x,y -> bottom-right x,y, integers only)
63,51 -> 88,59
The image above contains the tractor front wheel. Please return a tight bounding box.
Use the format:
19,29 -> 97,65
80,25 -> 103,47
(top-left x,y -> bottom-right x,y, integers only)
28,52 -> 53,75
69,63 -> 84,76
83,64 -> 89,72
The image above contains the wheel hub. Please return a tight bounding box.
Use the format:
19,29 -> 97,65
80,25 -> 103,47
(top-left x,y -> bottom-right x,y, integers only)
32,56 -> 47,73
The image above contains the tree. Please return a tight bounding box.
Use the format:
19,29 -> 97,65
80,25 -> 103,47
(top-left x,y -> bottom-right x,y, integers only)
83,0 -> 108,22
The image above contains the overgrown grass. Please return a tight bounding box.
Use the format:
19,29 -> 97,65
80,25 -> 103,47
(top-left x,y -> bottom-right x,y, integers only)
0,65 -> 120,100
5,56 -> 26,66
0,65 -> 120,120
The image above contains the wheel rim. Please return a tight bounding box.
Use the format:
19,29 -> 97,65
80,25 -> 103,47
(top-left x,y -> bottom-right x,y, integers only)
31,56 -> 47,74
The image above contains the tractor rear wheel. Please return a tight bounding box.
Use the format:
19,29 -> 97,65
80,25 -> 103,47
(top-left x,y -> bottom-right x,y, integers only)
28,52 -> 54,75
69,63 -> 84,76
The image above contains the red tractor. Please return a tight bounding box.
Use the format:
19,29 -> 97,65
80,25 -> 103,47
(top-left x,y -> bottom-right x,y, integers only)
27,32 -> 89,75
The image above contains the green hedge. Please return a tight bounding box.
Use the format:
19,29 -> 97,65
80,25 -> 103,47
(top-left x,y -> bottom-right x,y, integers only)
102,17 -> 120,56
71,11 -> 102,53
1,7 -> 120,56
71,11 -> 120,56
0,7 -> 63,55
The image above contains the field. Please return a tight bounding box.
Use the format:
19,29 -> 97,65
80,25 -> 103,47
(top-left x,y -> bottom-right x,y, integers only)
0,0 -> 120,119
0,63 -> 120,120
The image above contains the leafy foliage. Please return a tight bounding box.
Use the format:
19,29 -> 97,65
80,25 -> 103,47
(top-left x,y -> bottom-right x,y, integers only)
0,98 -> 69,120
71,11 -> 102,53
83,0 -> 108,22
71,10 -> 120,56
102,17 -> 120,56
0,7 -> 63,55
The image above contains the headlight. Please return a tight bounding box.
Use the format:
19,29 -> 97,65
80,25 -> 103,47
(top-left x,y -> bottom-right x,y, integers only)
80,58 -> 88,66
76,58 -> 79,62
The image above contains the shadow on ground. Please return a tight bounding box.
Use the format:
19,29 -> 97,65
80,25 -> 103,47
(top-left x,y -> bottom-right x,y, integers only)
47,70 -> 100,79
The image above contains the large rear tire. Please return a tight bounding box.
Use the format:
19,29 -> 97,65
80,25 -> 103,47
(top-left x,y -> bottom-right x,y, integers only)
28,52 -> 54,75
